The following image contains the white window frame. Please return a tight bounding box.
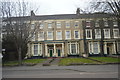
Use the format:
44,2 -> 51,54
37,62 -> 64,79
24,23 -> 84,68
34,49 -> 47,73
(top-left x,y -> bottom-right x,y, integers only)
95,29 -> 101,39
66,21 -> 70,28
33,44 -> 42,56
65,30 -> 71,39
48,23 -> 52,28
104,20 -> 108,27
93,42 -> 99,54
86,20 -> 91,27
47,31 -> 53,40
68,42 -> 78,54
56,22 -> 61,28
30,32 -> 35,41
39,23 -> 44,29
31,24 -> 35,29
113,29 -> 119,38
113,21 -> 118,27
38,31 -> 44,41
95,20 -> 99,27
104,29 -> 110,38
74,21 -> 79,28
89,42 -> 100,54
56,30 -> 62,40
74,30 -> 80,39
86,29 -> 92,39
33,44 -> 38,56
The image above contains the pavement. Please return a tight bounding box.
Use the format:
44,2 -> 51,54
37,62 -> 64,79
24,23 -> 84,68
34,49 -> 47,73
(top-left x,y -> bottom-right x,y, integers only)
2,64 -> 119,78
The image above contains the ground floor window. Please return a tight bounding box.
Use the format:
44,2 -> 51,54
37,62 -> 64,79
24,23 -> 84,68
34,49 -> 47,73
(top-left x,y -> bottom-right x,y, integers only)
93,42 -> 99,54
89,42 -> 99,54
33,44 -> 42,56
68,42 -> 78,54
34,44 -> 38,56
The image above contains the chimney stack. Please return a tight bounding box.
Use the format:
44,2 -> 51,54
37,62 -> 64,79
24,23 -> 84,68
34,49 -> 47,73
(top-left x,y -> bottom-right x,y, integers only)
31,10 -> 35,16
76,8 -> 80,15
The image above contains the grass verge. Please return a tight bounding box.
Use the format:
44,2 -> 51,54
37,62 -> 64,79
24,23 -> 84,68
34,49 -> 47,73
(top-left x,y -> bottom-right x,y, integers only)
3,59 -> 46,66
89,57 -> 120,63
59,58 -> 100,66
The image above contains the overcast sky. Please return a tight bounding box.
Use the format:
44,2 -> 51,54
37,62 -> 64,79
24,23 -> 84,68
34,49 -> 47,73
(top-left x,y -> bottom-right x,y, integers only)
28,0 -> 92,15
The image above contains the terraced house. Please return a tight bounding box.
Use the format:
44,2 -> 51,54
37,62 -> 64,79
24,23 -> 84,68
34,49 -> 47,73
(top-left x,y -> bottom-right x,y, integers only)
2,9 -> 120,58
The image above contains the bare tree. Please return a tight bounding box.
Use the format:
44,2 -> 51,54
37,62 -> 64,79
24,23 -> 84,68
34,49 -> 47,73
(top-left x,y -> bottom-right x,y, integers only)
1,0 -> 37,65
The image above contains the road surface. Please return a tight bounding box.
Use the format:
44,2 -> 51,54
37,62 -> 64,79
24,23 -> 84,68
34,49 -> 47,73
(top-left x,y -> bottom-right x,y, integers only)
2,64 -> 119,78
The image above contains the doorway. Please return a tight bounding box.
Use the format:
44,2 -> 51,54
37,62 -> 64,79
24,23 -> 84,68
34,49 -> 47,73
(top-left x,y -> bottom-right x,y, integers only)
49,49 -> 53,57
57,49 -> 61,57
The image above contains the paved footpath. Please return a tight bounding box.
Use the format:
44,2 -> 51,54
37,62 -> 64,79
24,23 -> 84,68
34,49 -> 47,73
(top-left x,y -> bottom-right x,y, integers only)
2,64 -> 119,78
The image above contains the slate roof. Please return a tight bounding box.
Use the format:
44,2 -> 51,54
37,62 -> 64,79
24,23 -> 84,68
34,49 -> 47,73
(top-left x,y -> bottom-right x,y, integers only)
3,13 -> 114,21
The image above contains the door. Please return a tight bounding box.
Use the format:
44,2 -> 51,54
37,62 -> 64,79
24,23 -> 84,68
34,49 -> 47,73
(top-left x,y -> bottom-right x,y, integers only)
107,47 -> 110,55
49,49 -> 53,57
58,49 -> 61,57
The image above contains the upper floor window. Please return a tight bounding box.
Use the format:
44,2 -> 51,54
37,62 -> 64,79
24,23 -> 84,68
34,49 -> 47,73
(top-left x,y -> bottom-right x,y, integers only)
95,29 -> 101,39
2,22 -> 7,26
95,20 -> 99,27
31,24 -> 35,29
65,30 -> 71,39
39,23 -> 43,29
66,22 -> 70,28
113,21 -> 118,27
86,29 -> 92,39
56,31 -> 62,40
74,21 -> 79,28
74,30 -> 80,39
104,20 -> 108,27
47,31 -> 53,40
86,20 -> 91,27
56,22 -> 61,28
48,23 -> 52,28
30,32 -> 35,41
104,29 -> 110,38
38,31 -> 44,40
113,29 -> 119,38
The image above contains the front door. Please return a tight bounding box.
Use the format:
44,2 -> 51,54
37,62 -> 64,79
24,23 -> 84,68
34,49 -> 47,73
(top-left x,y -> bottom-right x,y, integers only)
58,49 -> 61,57
49,49 -> 53,57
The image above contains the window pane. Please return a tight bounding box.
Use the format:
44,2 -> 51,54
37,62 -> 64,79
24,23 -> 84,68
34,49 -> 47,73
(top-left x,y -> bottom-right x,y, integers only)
93,43 -> 98,54
31,24 -> 34,29
66,22 -> 70,28
104,21 -> 108,27
40,23 -> 43,29
113,21 -> 118,27
74,22 -> 79,28
95,20 -> 99,27
48,23 -> 52,28
39,32 -> 44,40
57,22 -> 61,28
104,29 -> 110,38
75,31 -> 79,38
66,31 -> 70,39
95,29 -> 101,39
56,31 -> 62,40
71,44 -> 76,53
113,29 -> 119,38
34,45 -> 38,56
48,32 -> 53,39
86,29 -> 92,39
86,21 -> 91,27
